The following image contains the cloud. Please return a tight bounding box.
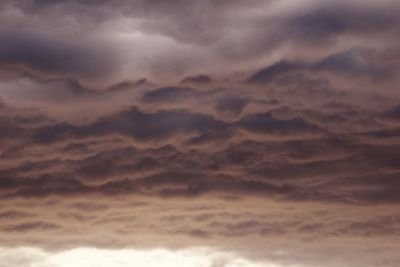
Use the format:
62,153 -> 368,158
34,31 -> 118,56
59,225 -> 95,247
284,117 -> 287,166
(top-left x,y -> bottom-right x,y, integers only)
239,112 -> 320,136
247,61 -> 302,84
215,95 -> 249,117
181,74 -> 211,84
0,28 -> 116,82
248,50 -> 393,84
0,0 -> 397,84
3,222 -> 61,232
142,87 -> 197,103
288,2 -> 400,41
0,1 -> 400,267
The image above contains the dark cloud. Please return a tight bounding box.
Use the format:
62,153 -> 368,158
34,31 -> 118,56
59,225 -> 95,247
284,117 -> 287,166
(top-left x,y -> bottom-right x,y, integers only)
215,95 -> 249,116
0,1 -> 400,266
247,61 -> 303,84
0,28 -> 115,81
0,0 -> 398,84
30,105 -> 328,146
86,107 -> 227,142
181,74 -> 211,84
239,112 -> 320,136
23,106 -> 243,148
3,222 -> 61,232
248,50 -> 393,83
3,174 -> 91,198
313,50 -> 392,78
142,87 -> 197,103
0,211 -> 32,220
288,3 -> 400,43
380,105 -> 400,122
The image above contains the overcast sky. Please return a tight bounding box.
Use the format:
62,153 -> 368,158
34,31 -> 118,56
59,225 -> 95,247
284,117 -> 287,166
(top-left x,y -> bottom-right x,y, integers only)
0,1 -> 400,266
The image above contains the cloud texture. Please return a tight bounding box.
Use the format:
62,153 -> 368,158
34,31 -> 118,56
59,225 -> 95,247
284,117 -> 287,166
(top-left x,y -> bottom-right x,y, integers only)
0,0 -> 400,266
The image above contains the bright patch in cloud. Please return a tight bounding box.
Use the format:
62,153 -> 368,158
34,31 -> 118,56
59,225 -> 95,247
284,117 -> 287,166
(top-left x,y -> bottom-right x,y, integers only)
0,247 -> 283,267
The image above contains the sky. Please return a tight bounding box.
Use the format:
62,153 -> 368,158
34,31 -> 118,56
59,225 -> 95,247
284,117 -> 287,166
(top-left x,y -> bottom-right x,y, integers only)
0,0 -> 400,266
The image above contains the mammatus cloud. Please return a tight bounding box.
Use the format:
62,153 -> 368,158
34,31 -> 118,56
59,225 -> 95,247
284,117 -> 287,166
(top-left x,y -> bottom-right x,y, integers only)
0,0 -> 400,267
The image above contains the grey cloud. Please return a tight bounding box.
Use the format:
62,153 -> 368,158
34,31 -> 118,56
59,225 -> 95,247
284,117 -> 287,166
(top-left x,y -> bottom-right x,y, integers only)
57,212 -> 95,223
0,0 -> 398,84
3,221 -> 61,232
239,112 -> 320,135
313,50 -> 392,78
0,28 -> 115,81
247,61 -> 302,84
31,105 -> 327,145
99,171 -> 295,199
0,0 -> 399,85
380,105 -> 400,122
69,202 -> 109,212
1,0 -> 273,45
288,3 -> 400,43
141,87 -> 249,117
181,74 -> 211,84
1,96 -> 399,205
142,87 -> 197,103
0,211 -> 32,220
215,95 -> 249,117
86,107 -> 227,141
248,50 -> 393,84
0,1 -> 400,266
3,174 -> 92,198
74,147 -> 162,181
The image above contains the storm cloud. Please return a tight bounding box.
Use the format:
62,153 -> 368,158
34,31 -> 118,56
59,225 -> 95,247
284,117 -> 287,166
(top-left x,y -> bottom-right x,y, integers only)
0,1 -> 400,267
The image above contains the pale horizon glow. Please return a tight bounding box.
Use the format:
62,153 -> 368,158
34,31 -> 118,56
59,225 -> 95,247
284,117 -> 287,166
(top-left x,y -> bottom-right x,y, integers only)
0,247 -> 290,267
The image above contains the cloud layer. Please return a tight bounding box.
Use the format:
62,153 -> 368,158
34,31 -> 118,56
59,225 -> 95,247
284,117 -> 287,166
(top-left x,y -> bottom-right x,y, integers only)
0,1 -> 400,267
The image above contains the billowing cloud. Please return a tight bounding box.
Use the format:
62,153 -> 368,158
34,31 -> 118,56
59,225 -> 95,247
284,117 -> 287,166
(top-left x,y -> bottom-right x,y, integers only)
0,1 -> 400,267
